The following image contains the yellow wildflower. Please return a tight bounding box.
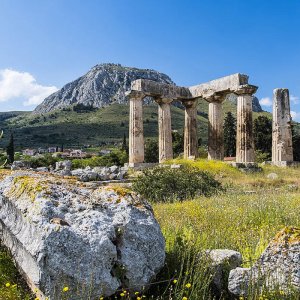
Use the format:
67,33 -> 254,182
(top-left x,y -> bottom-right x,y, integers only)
173,279 -> 178,284
63,286 -> 69,292
185,283 -> 191,288
183,297 -> 188,300
5,282 -> 10,287
120,292 -> 125,297
280,290 -> 285,295
34,298 -> 40,300
135,291 -> 139,295
137,297 -> 142,300
99,297 -> 104,300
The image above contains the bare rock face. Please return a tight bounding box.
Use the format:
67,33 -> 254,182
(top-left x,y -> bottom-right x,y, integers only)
228,227 -> 300,297
0,171 -> 165,299
34,63 -> 174,114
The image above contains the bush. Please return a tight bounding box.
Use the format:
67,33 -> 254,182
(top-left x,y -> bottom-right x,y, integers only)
72,150 -> 128,169
255,150 -> 271,163
132,166 -> 222,202
23,154 -> 60,168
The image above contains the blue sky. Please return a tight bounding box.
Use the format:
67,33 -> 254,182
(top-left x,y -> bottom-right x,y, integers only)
0,0 -> 300,118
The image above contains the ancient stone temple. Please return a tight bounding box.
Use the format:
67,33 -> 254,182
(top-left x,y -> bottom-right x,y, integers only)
272,88 -> 294,165
126,74 -> 258,166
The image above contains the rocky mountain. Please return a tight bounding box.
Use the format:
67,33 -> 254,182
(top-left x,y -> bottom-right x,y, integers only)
34,63 -> 174,113
34,63 -> 263,114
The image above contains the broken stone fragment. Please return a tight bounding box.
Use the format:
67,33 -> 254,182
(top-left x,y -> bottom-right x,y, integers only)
0,171 -> 165,300
205,249 -> 242,297
228,227 -> 300,297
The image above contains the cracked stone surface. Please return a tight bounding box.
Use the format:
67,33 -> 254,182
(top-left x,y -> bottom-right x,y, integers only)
0,171 -> 165,300
228,227 -> 300,297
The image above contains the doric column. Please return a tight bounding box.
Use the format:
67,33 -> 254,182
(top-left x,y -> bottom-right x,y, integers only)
208,96 -> 225,160
128,91 -> 145,164
272,88 -> 293,162
182,99 -> 198,159
155,98 -> 173,163
235,85 -> 258,163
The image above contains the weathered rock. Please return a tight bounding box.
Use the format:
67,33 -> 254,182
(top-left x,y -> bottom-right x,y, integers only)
55,160 -> 72,171
0,171 -> 165,300
11,160 -> 31,170
36,167 -> 49,172
228,227 -> 300,297
34,63 -> 174,114
206,249 -> 242,296
109,165 -> 119,173
267,172 -> 278,180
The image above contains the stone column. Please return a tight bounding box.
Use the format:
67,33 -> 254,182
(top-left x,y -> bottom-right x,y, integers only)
208,97 -> 225,160
128,91 -> 145,164
183,99 -> 198,159
272,88 -> 293,163
235,85 -> 258,163
156,98 -> 173,163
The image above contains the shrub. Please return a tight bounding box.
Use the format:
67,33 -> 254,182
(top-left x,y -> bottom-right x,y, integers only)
72,150 -> 128,169
23,154 -> 60,168
255,150 -> 270,163
132,166 -> 222,202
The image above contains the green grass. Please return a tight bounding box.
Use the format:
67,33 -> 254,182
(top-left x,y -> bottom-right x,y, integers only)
148,160 -> 300,299
0,244 -> 32,300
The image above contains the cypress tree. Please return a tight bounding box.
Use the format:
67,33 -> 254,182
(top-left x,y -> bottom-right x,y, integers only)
253,116 -> 272,155
6,133 -> 15,163
223,112 -> 236,157
121,133 -> 128,153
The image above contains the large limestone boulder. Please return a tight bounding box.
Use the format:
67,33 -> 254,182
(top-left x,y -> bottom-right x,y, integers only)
0,171 -> 165,300
228,227 -> 300,297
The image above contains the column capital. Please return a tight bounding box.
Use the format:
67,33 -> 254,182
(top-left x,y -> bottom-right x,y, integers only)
125,90 -> 145,100
154,97 -> 173,105
182,99 -> 197,108
206,93 -> 227,103
234,84 -> 258,96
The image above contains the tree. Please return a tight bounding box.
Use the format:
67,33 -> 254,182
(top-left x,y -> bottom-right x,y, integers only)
6,133 -> 15,163
121,133 -> 128,153
172,131 -> 184,157
223,112 -> 236,157
145,139 -> 159,163
292,124 -> 300,161
253,116 -> 272,157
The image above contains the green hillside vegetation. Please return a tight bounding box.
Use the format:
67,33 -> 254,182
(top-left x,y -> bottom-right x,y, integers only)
0,99 -> 271,149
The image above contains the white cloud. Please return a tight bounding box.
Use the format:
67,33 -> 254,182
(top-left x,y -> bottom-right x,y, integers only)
259,97 -> 272,107
291,111 -> 300,121
290,94 -> 299,104
0,69 -> 58,107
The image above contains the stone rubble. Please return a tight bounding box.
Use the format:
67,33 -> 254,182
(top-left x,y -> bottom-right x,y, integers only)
228,227 -> 300,297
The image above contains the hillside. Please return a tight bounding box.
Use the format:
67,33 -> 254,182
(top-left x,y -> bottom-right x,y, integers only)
34,63 -> 174,113
0,99 -> 269,149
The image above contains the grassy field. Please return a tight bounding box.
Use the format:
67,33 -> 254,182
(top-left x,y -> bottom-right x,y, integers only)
0,161 -> 299,299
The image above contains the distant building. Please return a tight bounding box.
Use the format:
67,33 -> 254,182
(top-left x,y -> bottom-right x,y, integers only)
99,149 -> 112,155
69,149 -> 87,158
22,149 -> 37,156
48,147 -> 57,153
38,148 -> 47,154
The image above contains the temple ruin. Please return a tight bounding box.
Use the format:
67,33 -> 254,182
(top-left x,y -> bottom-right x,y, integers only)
272,88 -> 294,166
126,73 -> 258,166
